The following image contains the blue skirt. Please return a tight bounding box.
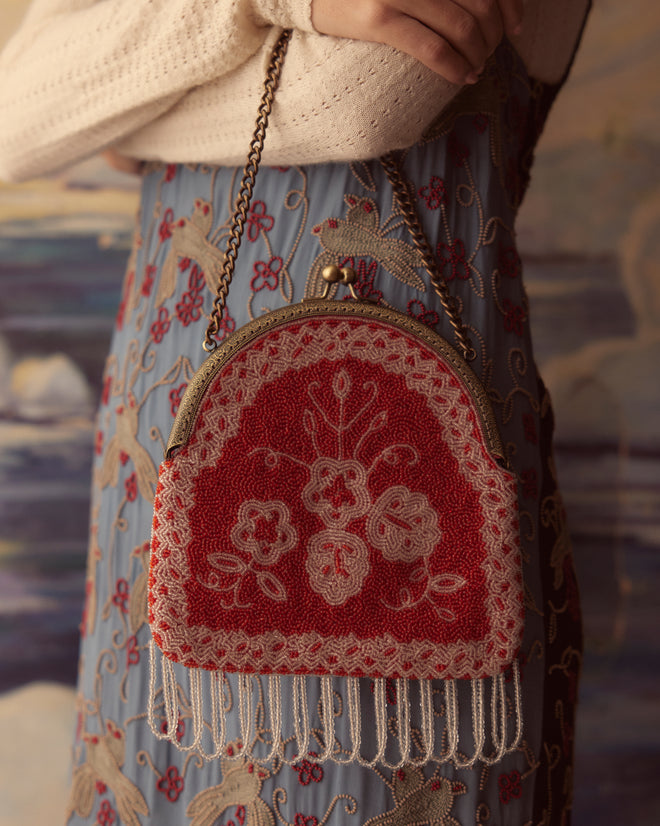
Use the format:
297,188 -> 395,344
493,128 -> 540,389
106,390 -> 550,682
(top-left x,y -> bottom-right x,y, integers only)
66,42 -> 581,826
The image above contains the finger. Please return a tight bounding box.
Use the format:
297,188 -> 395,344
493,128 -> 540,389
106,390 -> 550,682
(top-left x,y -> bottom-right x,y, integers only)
496,0 -> 524,37
377,13 -> 478,84
102,149 -> 143,175
409,0 -> 502,71
458,0 -> 504,56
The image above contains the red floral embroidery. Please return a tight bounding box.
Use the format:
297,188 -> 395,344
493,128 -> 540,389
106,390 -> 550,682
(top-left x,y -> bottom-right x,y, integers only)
158,209 -> 174,243
175,265 -> 205,327
407,299 -> 439,328
418,176 -> 448,210
159,208 -> 174,242
141,265 -> 157,297
498,770 -> 522,803
342,258 -> 382,303
520,467 -> 538,499
251,256 -> 283,292
101,375 -> 112,407
294,815 -> 319,826
150,308 -> 171,344
498,244 -> 521,279
345,195 -> 374,215
165,164 -> 177,183
437,239 -> 470,281
160,718 -> 185,743
96,800 -> 116,825
213,312 -> 236,343
175,291 -> 204,327
502,299 -> 525,336
246,200 -> 274,241
126,635 -> 140,667
95,781 -> 107,795
95,430 -> 104,457
119,450 -> 130,466
157,766 -> 184,802
217,805 -> 248,826
293,755 -> 323,785
115,298 -> 126,332
124,472 -> 138,502
112,579 -> 130,614
522,413 -> 538,445
178,256 -> 191,272
169,383 -> 188,417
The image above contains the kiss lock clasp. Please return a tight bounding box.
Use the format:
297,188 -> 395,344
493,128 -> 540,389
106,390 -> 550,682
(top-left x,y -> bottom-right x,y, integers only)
320,264 -> 359,300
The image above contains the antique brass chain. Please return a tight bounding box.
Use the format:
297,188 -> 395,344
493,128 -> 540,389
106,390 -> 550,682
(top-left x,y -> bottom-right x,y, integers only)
380,153 -> 475,361
203,29 -> 292,351
203,27 -> 474,362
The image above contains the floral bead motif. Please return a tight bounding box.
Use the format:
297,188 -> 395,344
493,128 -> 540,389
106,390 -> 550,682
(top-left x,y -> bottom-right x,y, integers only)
251,256 -> 283,292
498,770 -> 523,804
418,176 -> 448,210
157,766 -> 185,803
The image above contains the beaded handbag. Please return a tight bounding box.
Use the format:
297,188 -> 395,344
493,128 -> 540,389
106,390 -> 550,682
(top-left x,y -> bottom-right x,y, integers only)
148,30 -> 523,768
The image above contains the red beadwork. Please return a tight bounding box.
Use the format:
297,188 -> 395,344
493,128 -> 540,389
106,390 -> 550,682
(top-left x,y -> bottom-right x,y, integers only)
418,176 -> 448,210
246,200 -> 274,242
157,766 -> 185,802
150,314 -> 522,680
498,770 -> 523,804
437,239 -> 470,282
96,800 -> 116,825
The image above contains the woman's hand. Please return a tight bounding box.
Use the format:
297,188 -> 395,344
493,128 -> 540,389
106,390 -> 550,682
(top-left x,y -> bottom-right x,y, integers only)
102,149 -> 143,176
311,0 -> 523,85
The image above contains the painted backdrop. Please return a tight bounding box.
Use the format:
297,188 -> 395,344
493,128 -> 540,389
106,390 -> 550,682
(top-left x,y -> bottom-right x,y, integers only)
0,1 -> 659,824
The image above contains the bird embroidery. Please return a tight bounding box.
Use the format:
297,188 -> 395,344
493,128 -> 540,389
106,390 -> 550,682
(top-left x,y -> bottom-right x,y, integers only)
66,720 -> 149,826
306,195 -> 426,298
156,199 -> 226,307
186,742 -> 274,826
96,391 -> 158,502
363,768 -> 466,826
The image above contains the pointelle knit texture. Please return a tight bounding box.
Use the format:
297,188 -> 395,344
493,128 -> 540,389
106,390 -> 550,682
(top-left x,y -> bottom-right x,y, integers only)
0,0 -> 589,181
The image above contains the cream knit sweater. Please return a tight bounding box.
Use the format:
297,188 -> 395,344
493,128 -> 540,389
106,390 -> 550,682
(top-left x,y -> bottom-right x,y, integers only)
0,0 -> 589,182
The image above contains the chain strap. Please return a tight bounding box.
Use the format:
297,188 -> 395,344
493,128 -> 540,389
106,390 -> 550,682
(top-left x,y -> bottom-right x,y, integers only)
203,28 -> 474,362
203,29 -> 292,352
380,153 -> 475,361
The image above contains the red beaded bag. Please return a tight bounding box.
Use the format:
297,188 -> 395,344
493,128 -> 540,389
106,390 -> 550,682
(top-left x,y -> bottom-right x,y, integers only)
148,31 -> 523,768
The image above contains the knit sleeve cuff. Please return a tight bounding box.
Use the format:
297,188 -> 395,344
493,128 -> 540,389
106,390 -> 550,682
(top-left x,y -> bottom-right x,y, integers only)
251,0 -> 314,32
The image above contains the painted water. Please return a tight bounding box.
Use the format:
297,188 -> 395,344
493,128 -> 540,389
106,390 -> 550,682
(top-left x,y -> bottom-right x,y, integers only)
0,234 -> 128,687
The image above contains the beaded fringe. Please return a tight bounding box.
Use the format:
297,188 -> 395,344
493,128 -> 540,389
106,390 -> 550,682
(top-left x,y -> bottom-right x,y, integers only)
148,641 -> 522,769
